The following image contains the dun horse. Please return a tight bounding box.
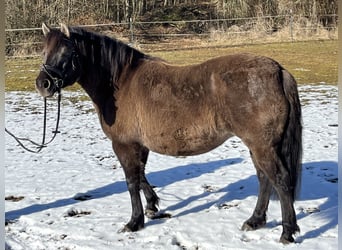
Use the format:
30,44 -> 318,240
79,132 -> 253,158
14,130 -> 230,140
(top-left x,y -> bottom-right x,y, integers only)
36,23 -> 302,244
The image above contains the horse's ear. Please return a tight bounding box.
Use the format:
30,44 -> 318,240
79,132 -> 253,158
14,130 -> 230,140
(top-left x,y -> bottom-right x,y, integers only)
42,23 -> 51,37
60,23 -> 70,38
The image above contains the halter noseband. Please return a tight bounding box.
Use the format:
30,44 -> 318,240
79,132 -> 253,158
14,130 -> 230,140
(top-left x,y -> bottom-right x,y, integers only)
41,64 -> 64,92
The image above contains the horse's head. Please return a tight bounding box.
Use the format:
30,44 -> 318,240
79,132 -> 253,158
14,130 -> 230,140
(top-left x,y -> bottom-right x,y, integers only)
36,23 -> 81,97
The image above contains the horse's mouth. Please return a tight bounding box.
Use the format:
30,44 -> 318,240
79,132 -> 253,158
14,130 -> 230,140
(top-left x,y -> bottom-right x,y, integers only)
36,78 -> 58,98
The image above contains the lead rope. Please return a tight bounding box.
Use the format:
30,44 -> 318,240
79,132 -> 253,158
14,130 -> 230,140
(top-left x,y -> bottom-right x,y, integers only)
5,91 -> 62,153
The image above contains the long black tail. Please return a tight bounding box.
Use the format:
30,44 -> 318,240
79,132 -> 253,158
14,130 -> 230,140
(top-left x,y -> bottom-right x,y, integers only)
281,69 -> 303,201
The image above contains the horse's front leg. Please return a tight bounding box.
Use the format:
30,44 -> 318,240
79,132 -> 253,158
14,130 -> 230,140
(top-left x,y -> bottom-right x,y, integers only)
112,141 -> 145,232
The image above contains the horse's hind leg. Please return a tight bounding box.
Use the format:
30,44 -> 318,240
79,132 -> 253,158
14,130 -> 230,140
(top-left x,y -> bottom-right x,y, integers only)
247,146 -> 299,243
242,153 -> 273,230
139,147 -> 160,218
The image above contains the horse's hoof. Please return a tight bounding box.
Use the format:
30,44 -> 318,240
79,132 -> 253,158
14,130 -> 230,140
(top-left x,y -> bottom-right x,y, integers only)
279,225 -> 300,244
241,222 -> 253,231
151,212 -> 172,220
241,219 -> 266,231
118,222 -> 144,233
118,225 -> 132,233
145,209 -> 157,219
279,234 -> 295,244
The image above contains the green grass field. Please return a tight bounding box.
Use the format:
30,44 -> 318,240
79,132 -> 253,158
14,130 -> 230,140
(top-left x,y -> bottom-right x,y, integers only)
5,40 -> 338,92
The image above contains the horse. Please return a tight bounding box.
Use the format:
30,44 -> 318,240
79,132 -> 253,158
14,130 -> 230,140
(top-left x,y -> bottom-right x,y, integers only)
36,23 -> 302,244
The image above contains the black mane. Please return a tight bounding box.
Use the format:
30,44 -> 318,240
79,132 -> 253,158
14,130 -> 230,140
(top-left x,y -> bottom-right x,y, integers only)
68,26 -> 150,87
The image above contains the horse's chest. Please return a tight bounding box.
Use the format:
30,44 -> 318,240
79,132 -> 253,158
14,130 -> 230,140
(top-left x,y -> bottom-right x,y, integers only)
93,103 -> 115,140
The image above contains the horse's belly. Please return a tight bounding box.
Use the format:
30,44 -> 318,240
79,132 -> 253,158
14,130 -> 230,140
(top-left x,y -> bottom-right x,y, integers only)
145,130 -> 233,156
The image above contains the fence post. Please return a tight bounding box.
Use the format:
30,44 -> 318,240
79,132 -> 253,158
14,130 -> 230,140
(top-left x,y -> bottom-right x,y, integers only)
290,9 -> 294,42
129,18 -> 134,44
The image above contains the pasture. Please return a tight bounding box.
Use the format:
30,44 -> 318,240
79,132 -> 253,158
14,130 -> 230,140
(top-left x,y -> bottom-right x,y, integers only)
5,40 -> 338,92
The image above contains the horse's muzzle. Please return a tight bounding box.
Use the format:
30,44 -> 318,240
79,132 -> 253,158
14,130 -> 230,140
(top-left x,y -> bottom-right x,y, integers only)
36,77 -> 55,97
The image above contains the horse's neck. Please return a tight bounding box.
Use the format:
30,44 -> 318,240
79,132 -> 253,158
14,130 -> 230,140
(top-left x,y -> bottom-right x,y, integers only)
76,52 -> 117,126
73,34 -> 146,103
73,39 -> 113,96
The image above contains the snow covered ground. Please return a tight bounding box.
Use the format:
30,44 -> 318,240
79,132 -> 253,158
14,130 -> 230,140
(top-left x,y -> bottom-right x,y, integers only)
5,85 -> 338,250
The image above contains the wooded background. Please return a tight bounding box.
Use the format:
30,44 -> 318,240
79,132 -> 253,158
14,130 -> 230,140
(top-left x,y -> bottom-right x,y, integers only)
5,0 -> 338,56
6,0 -> 338,27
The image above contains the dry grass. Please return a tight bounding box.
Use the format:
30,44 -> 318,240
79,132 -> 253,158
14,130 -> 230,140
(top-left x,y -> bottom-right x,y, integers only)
150,40 -> 338,85
207,17 -> 337,46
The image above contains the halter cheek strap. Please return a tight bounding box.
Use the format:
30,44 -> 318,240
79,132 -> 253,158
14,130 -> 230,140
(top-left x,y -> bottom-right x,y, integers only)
40,51 -> 80,92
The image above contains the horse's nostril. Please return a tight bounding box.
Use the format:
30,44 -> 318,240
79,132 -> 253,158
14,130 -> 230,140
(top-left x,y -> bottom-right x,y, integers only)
43,79 -> 51,89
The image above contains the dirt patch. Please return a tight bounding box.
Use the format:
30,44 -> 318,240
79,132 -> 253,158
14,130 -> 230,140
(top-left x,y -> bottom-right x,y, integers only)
5,195 -> 25,202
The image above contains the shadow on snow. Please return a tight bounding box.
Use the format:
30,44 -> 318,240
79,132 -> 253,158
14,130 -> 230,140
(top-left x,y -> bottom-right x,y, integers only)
6,160 -> 337,244
5,158 -> 243,221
